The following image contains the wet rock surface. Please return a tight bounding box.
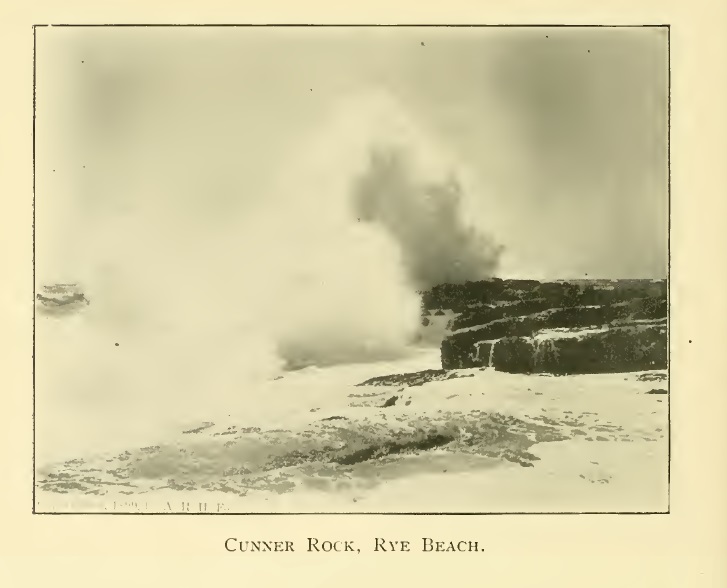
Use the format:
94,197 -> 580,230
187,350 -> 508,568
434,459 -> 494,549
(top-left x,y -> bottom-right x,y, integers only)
436,279 -> 667,374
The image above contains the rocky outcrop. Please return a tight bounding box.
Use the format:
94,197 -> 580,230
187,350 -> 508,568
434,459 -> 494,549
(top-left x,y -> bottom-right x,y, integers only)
450,299 -> 557,331
490,323 -> 667,374
437,278 -> 667,374
422,278 -> 666,314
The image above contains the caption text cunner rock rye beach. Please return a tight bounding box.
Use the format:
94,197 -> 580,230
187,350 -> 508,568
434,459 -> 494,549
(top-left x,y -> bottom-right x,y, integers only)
224,538 -> 484,553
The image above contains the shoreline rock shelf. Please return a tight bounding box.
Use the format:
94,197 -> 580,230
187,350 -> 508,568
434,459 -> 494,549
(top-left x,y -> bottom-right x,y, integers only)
436,279 -> 667,374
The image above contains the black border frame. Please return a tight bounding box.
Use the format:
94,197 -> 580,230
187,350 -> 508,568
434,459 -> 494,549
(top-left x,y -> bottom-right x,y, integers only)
32,23 -> 671,516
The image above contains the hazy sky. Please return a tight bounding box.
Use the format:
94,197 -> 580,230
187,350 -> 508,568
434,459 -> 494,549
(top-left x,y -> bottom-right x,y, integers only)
36,26 -> 668,284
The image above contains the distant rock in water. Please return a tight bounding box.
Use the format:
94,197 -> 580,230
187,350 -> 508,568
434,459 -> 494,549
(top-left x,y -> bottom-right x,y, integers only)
36,283 -> 89,316
434,278 -> 667,374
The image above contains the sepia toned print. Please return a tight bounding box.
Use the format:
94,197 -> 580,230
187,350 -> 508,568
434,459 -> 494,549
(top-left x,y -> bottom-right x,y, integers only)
33,25 -> 669,513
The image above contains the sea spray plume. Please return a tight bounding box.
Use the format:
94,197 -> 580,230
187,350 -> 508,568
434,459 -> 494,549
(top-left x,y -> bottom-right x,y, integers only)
353,146 -> 503,290
81,89 -> 499,377
78,91 -> 424,375
253,93 -> 431,369
261,88 -> 502,366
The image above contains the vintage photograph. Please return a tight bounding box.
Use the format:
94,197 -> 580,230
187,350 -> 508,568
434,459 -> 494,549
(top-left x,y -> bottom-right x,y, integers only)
33,25 -> 669,513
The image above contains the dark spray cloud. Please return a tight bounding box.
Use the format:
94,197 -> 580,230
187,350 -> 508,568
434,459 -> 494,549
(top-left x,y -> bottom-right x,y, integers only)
353,146 -> 502,290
